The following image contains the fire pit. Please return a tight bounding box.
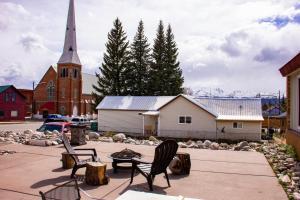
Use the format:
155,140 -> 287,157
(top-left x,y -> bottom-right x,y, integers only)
110,148 -> 142,173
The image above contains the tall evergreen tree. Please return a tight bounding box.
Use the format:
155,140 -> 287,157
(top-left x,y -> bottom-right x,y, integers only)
93,18 -> 130,102
127,20 -> 151,95
148,20 -> 167,95
165,24 -> 184,95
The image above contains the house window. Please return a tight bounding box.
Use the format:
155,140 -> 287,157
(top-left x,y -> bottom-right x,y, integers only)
11,110 -> 18,117
11,93 -> 16,102
179,116 -> 192,124
233,122 -> 243,129
0,110 -> 4,117
47,81 -> 55,100
4,93 -> 9,102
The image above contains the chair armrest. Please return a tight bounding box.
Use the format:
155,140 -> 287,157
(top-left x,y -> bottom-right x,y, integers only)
67,153 -> 95,157
132,157 -> 152,164
74,148 -> 97,157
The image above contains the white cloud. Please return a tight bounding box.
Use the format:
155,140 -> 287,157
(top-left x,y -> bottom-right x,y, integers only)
1,0 -> 300,95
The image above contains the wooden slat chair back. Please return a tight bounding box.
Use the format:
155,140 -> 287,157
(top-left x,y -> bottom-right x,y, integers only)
62,133 -> 79,163
130,140 -> 178,191
61,133 -> 100,178
39,179 -> 81,200
151,140 -> 179,175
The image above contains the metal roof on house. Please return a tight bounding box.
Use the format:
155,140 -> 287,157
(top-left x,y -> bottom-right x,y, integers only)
96,96 -> 175,111
195,97 -> 263,121
0,85 -> 11,93
97,95 -> 263,121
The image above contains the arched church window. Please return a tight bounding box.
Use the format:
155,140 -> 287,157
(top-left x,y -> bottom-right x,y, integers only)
73,68 -> 78,78
60,68 -> 69,78
47,81 -> 55,100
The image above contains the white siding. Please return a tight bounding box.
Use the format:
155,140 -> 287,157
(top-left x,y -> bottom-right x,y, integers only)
159,96 -> 217,139
98,110 -> 143,134
290,69 -> 300,131
216,121 -> 261,141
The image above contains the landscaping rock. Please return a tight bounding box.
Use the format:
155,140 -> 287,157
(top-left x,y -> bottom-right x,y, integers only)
144,140 -> 154,146
52,141 -> 58,145
112,133 -> 126,142
210,142 -> 219,150
178,142 -> 187,148
99,137 -> 113,143
294,192 -> 300,200
24,129 -> 34,135
186,140 -> 194,146
0,137 -> 5,142
28,140 -> 47,146
203,140 -> 211,148
149,136 -> 158,142
88,132 -> 100,140
279,174 -> 291,184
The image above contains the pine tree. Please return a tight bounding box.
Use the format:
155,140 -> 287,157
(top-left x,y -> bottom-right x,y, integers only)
127,20 -> 151,95
93,18 -> 130,102
148,20 -> 167,95
165,24 -> 184,95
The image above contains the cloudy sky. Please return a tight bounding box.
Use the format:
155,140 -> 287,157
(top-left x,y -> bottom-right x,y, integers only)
1,0 -> 300,96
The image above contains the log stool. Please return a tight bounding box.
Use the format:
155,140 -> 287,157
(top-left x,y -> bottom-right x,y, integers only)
61,152 -> 75,169
85,162 -> 109,186
169,152 -> 191,175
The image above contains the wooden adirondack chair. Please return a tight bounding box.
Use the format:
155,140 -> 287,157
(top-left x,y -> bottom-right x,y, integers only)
62,133 -> 101,178
130,140 -> 178,191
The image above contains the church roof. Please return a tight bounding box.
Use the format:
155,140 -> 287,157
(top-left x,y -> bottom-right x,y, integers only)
82,73 -> 97,95
58,0 -> 81,65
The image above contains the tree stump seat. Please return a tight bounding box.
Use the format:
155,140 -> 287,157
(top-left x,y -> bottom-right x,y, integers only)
169,152 -> 191,175
61,152 -> 75,169
85,162 -> 109,186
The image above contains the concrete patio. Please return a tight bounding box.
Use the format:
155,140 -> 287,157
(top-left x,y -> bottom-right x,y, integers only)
0,141 -> 287,200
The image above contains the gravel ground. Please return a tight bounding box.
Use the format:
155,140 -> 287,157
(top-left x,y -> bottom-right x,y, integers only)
0,122 -> 43,132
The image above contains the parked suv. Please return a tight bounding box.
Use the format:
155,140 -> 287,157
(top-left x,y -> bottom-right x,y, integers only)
71,117 -> 90,128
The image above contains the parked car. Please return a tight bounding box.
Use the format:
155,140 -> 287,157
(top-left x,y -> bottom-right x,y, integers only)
71,117 -> 90,128
44,118 -> 69,124
36,122 -> 71,134
47,114 -> 63,119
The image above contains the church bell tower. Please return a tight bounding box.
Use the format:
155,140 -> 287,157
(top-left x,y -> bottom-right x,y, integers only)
57,0 -> 82,116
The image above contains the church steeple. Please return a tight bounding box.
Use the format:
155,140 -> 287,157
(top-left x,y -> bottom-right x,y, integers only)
58,0 -> 81,65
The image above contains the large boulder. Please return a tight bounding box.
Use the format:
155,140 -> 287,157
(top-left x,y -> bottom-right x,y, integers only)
203,140 -> 212,148
24,129 -> 34,135
28,140 -> 47,146
178,142 -> 188,148
112,133 -> 126,142
234,141 -> 249,151
210,142 -> 219,150
88,132 -> 100,140
149,136 -> 158,142
99,137 -> 113,143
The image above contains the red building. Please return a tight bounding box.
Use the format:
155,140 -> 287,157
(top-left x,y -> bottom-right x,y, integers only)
0,85 -> 26,121
18,89 -> 33,116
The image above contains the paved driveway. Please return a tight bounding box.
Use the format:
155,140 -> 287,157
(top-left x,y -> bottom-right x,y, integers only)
0,141 -> 287,200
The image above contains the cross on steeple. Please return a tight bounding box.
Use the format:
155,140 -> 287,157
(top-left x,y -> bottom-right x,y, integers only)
58,0 -> 81,65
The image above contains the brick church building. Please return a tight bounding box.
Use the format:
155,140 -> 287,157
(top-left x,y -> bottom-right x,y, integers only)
33,0 -> 97,118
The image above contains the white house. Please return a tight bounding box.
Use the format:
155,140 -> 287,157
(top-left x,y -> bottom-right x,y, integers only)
280,52 -> 300,158
96,94 -> 263,141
